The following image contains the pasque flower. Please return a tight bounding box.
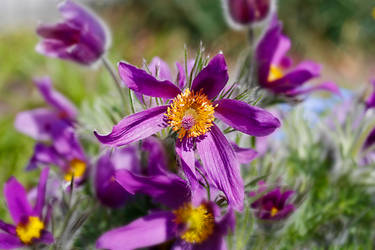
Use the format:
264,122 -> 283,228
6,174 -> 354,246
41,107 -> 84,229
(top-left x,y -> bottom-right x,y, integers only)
36,0 -> 109,65
94,53 -> 280,210
256,16 -> 339,97
96,169 -> 234,250
222,0 -> 274,29
15,77 -> 87,183
250,181 -> 295,220
0,168 -> 53,249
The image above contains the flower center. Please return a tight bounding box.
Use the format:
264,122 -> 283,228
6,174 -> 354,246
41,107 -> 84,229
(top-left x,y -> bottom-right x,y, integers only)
270,206 -> 278,217
16,216 -> 44,244
166,89 -> 216,140
268,65 -> 284,82
64,158 -> 86,182
173,203 -> 215,244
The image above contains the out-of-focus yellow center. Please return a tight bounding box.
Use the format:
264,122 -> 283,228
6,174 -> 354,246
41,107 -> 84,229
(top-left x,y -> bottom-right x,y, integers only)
372,7 -> 375,19
64,158 -> 86,182
271,207 -> 279,217
268,65 -> 284,82
173,203 -> 215,244
165,89 -> 216,140
16,216 -> 44,244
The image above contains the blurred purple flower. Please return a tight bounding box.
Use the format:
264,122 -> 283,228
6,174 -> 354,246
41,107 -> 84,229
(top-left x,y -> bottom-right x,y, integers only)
223,0 -> 273,29
250,182 -> 295,220
96,169 -> 234,250
36,0 -> 110,65
95,146 -> 140,208
15,77 -> 76,141
0,168 -> 54,249
256,16 -> 339,97
365,78 -> 375,110
95,53 -> 281,211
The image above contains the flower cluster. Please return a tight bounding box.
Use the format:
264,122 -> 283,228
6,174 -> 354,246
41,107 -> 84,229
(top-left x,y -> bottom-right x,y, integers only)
4,0 -> 365,249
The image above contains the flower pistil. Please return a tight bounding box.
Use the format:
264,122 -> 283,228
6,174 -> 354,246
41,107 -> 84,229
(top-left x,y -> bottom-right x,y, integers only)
16,216 -> 44,244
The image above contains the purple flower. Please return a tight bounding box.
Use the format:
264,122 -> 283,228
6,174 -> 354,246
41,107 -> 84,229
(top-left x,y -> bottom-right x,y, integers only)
365,78 -> 375,110
96,169 -> 235,250
15,77 -> 77,141
256,16 -> 339,97
250,182 -> 295,220
95,146 -> 140,208
0,168 -> 54,249
94,53 -> 281,210
36,0 -> 109,65
223,0 -> 274,29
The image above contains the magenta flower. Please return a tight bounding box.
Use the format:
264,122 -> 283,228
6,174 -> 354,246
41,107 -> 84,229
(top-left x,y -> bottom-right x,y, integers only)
256,16 -> 339,97
250,182 -> 295,220
94,53 -> 280,210
36,0 -> 109,65
223,0 -> 273,28
96,169 -> 234,250
365,78 -> 375,110
0,168 -> 53,249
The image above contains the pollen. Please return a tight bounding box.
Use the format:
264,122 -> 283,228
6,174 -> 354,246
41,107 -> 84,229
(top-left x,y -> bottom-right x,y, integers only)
165,89 -> 216,140
16,216 -> 44,244
173,203 -> 215,244
64,158 -> 86,182
271,207 -> 279,217
268,65 -> 284,82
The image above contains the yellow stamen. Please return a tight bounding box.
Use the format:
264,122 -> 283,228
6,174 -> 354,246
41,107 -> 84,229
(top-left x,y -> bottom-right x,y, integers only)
64,158 -> 86,182
268,65 -> 284,82
271,207 -> 278,217
173,203 -> 215,244
16,216 -> 44,244
165,89 -> 216,140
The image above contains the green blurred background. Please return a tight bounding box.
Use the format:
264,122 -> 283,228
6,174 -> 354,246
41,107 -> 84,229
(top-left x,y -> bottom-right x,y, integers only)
0,0 -> 374,230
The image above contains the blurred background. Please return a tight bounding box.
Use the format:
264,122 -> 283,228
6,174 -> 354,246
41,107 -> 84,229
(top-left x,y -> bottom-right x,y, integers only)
0,0 -> 374,219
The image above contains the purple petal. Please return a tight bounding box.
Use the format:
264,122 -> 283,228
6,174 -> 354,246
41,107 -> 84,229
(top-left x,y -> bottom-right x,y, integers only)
214,99 -> 281,136
95,151 -> 132,208
0,221 -> 16,235
143,137 -> 168,175
33,167 -> 50,217
4,177 -> 32,224
26,143 -> 63,171
34,77 -> 77,120
366,78 -> 375,110
38,230 -> 54,244
14,108 -> 60,140
118,62 -> 181,99
0,233 -> 23,249
175,139 -> 198,190
278,190 -> 295,208
191,54 -> 229,100
115,169 -> 190,209
273,204 -> 295,220
266,61 -> 321,92
50,124 -> 85,161
176,59 -> 195,89
363,127 -> 375,151
271,35 -> 291,66
256,21 -> 281,85
231,143 -> 258,164
94,106 -> 168,147
96,211 -> 176,250
196,124 -> 244,211
36,22 -> 80,45
148,57 -> 172,81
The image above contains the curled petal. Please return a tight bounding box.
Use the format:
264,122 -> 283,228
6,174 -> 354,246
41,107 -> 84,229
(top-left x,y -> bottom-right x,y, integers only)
118,62 -> 181,99
196,124 -> 244,211
4,178 -> 32,224
231,143 -> 258,164
96,211 -> 176,250
272,35 -> 291,66
191,54 -> 229,99
94,106 -> 168,147
214,99 -> 280,136
115,170 -> 190,209
286,81 -> 340,97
